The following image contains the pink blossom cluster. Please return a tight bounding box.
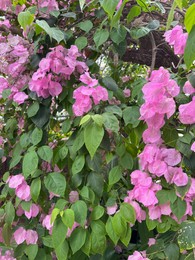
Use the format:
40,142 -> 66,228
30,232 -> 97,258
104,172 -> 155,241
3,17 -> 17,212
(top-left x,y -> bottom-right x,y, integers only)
124,67 -> 192,222
16,204 -> 39,219
124,170 -> 163,221
164,25 -> 188,55
139,144 -> 188,186
29,45 -> 88,98
38,0 -> 59,12
73,72 -> 108,116
140,67 -> 180,144
0,34 -> 32,104
0,249 -> 16,260
13,227 -> 38,245
8,174 -> 31,201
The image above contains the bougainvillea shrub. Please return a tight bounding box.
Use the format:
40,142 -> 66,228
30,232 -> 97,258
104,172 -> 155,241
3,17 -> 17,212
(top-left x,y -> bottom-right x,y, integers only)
0,0 -> 195,259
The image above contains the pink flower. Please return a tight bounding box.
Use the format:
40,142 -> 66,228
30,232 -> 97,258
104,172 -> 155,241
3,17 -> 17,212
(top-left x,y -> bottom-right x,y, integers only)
148,238 -> 156,247
24,204 -> 39,219
80,72 -> 98,87
123,88 -> 131,97
66,222 -> 80,238
8,174 -> 25,189
15,181 -> 31,201
161,148 -> 181,166
13,227 -> 26,245
183,81 -> 195,95
191,142 -> 195,152
116,0 -> 123,10
42,214 -> 53,233
179,97 -> 195,124
13,92 -> 28,104
128,251 -> 149,260
91,86 -> 108,105
106,203 -> 117,215
25,230 -> 38,245
0,0 -> 11,11
69,191 -> 79,203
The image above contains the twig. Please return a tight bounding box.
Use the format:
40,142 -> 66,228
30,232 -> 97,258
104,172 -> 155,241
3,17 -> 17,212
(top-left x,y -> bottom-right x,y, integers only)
149,32 -> 157,76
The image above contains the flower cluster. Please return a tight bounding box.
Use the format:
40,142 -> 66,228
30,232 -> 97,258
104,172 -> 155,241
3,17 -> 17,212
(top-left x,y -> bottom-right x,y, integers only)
13,227 -> 38,245
73,72 -> 108,116
8,174 -> 31,201
125,67 -> 193,222
0,33 -> 32,104
140,66 -> 180,144
29,45 -> 88,98
164,25 -> 188,55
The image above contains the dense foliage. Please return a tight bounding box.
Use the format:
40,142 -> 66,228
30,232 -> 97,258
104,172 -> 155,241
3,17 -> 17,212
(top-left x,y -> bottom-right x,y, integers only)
0,0 -> 195,259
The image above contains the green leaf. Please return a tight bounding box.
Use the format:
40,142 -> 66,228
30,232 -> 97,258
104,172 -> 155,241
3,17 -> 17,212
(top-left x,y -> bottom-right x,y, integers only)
87,172 -> 104,197
106,217 -> 119,245
127,5 -> 141,23
2,223 -> 12,246
80,115 -> 91,126
55,239 -> 69,260
72,154 -> 85,175
25,245 -> 38,260
71,200 -> 87,226
9,155 -> 22,169
105,105 -> 122,117
166,0 -> 177,30
52,217 -> 67,249
31,105 -> 50,129
79,0 -> 86,11
177,221 -> 195,251
51,208 -> 60,224
130,27 -> 150,39
75,36 -> 88,50
120,203 -> 136,224
62,119 -> 71,133
102,112 -> 119,133
92,115 -> 103,127
147,20 -> 160,30
18,11 -> 34,30
162,126 -> 178,147
69,228 -> 87,254
77,20 -> 93,33
184,3 -> 195,33
102,76 -> 118,92
44,172 -> 66,196
111,212 -> 127,237
31,128 -> 43,146
37,146 -> 53,162
120,227 -> 131,247
108,166 -> 122,186
36,20 -> 64,43
110,25 -> 127,45
23,151 -> 39,178
81,231 -> 91,256
156,189 -> 177,204
171,197 -> 186,220
101,0 -> 119,18
184,25 -> 195,69
164,243 -> 180,260
5,202 -> 15,225
94,29 -> 109,48
84,122 -> 104,158
21,201 -> 32,212
123,106 -> 140,127
42,236 -> 53,248
59,145 -> 68,160
27,102 -> 39,118
91,205 -> 104,220
62,209 -> 75,228
30,177 -> 41,202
